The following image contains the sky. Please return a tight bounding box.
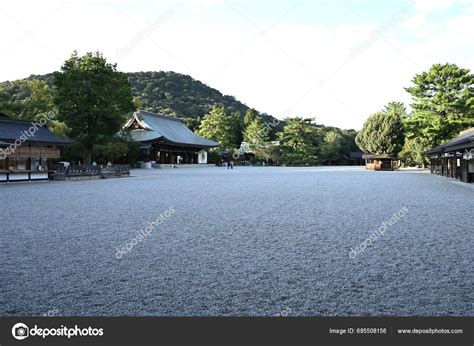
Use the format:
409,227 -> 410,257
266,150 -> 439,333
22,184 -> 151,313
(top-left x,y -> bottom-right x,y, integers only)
1,0 -> 473,130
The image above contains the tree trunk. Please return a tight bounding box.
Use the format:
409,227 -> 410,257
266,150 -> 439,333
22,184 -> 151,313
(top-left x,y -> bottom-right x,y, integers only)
83,146 -> 93,165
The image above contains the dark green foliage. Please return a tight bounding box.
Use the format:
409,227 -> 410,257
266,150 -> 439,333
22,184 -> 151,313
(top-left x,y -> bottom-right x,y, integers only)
399,137 -> 430,167
243,117 -> 270,151
0,79 -> 54,121
401,63 -> 474,165
182,117 -> 201,132
53,51 -> 135,164
405,63 -> 474,117
197,105 -> 240,149
356,102 -> 406,156
93,134 -> 140,165
320,131 -> 342,164
277,118 -> 323,165
127,71 -> 246,117
243,108 -> 257,126
404,63 -> 474,145
1,70 -> 280,137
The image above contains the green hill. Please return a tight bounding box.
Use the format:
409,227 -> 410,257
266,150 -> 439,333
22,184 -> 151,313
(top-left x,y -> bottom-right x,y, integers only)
0,70 -> 277,124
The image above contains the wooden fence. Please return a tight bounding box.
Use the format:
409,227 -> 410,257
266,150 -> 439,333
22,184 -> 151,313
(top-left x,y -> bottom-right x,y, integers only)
53,164 -> 130,180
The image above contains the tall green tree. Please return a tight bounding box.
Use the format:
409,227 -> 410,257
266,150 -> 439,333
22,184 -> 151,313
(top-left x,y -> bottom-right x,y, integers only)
197,105 -> 239,149
404,110 -> 447,146
22,80 -> 55,119
243,117 -> 269,152
182,116 -> 201,132
399,137 -> 430,167
277,118 -> 321,165
320,130 -> 342,164
339,129 -> 359,154
405,63 -> 474,140
53,51 -> 134,164
93,133 -> 139,165
232,110 -> 244,145
243,108 -> 257,126
356,103 -> 405,156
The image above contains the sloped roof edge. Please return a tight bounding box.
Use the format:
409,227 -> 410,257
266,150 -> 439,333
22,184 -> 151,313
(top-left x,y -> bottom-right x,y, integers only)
424,127 -> 474,155
125,110 -> 219,148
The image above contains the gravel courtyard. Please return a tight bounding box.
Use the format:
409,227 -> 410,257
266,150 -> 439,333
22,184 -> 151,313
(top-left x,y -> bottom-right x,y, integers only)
1,166 -> 473,316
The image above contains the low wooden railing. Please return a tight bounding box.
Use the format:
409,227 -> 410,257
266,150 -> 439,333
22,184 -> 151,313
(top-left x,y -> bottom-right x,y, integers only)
52,164 -> 130,180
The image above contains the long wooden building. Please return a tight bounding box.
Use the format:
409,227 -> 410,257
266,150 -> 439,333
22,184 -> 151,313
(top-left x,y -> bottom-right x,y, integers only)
425,127 -> 474,183
124,110 -> 219,164
0,113 -> 70,182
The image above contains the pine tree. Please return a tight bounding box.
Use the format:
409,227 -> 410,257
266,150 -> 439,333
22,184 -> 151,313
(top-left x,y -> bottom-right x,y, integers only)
197,105 -> 239,149
405,63 -> 474,140
243,117 -> 269,151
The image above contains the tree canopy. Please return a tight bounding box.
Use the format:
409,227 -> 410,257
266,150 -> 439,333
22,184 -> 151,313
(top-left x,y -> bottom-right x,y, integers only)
356,102 -> 405,156
405,63 -> 474,140
53,51 -> 134,164
277,118 -> 322,165
197,105 -> 240,149
0,79 -> 54,121
243,117 -> 270,152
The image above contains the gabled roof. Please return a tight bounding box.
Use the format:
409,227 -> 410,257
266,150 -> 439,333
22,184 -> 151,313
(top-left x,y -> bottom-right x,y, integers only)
124,110 -> 219,148
0,115 -> 70,145
425,127 -> 474,155
362,153 -> 397,160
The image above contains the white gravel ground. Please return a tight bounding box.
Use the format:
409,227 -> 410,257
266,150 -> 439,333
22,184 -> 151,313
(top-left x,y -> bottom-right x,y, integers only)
0,166 -> 472,316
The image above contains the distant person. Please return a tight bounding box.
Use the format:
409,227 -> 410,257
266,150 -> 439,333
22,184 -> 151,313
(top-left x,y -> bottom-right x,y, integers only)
230,160 -> 234,170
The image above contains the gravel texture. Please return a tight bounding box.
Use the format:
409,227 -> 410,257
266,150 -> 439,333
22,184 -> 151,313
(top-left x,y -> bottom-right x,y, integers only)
0,166 -> 472,316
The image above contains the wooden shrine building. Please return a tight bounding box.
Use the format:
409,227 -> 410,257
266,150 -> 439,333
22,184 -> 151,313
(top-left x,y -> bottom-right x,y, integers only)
362,153 -> 399,171
0,113 -> 70,182
124,110 -> 219,164
425,127 -> 474,183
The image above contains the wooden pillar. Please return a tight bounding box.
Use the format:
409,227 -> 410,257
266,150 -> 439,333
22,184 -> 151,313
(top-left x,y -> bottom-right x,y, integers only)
451,157 -> 456,178
460,159 -> 467,183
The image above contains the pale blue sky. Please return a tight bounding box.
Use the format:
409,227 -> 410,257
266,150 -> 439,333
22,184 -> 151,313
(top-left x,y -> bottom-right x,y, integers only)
1,0 -> 473,129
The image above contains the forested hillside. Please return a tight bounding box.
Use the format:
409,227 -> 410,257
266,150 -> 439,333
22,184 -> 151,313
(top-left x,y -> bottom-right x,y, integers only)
0,70 -> 275,123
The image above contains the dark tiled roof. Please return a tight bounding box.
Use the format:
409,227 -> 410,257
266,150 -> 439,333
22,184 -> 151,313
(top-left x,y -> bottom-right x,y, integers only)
362,153 -> 397,159
124,110 -> 219,148
0,115 -> 70,145
425,128 -> 474,154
